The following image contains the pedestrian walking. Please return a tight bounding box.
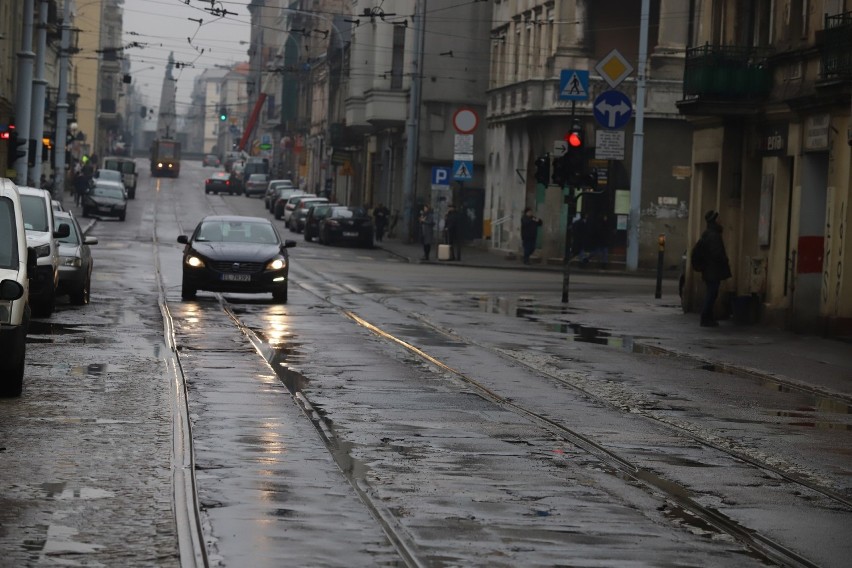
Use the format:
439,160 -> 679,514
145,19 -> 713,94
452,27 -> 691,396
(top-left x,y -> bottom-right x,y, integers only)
419,204 -> 436,260
520,207 -> 542,265
444,204 -> 462,261
690,210 -> 732,327
73,171 -> 89,206
373,203 -> 390,242
572,212 -> 589,262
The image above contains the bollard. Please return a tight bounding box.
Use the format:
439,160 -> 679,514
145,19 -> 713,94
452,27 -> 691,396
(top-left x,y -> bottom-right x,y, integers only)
655,233 -> 665,299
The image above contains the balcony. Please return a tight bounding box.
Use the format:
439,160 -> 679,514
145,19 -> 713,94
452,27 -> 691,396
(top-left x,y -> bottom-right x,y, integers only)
678,45 -> 773,116
820,12 -> 852,81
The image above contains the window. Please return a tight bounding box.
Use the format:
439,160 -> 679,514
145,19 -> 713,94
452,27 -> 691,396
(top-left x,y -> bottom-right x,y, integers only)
0,199 -> 18,269
20,195 -> 49,232
391,25 -> 406,89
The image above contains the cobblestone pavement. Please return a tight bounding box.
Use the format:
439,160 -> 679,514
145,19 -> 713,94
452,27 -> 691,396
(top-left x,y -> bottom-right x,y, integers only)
0,238 -> 180,566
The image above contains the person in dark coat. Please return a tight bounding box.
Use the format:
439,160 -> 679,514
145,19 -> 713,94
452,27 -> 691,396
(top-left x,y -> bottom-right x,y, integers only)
73,171 -> 89,206
444,204 -> 462,261
520,207 -> 542,265
419,205 -> 436,260
373,203 -> 389,242
692,210 -> 732,327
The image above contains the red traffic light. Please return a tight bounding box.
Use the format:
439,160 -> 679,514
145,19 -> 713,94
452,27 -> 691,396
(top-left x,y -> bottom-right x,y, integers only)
566,131 -> 582,147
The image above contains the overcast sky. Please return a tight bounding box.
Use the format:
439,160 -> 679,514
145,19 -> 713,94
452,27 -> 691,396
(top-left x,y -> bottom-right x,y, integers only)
122,0 -> 251,112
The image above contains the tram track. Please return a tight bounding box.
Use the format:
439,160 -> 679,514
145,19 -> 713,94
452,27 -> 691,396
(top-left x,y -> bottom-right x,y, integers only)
150,182 -> 845,567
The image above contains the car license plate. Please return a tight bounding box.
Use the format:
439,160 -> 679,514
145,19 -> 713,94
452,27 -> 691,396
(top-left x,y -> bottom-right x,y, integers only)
343,232 -> 358,237
99,206 -> 112,213
222,273 -> 251,282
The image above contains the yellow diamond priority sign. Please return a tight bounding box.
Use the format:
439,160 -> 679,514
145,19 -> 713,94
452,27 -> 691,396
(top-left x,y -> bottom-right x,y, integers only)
595,49 -> 634,89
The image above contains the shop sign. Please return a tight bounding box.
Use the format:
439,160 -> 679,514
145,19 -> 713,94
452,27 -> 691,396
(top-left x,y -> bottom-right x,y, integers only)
804,114 -> 830,151
758,124 -> 788,156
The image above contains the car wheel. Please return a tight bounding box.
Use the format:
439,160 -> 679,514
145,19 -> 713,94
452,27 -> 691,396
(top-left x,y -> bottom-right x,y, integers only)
304,232 -> 312,242
32,283 -> 56,318
274,209 -> 282,220
129,190 -> 136,199
205,189 -> 210,194
119,212 -> 126,221
0,322 -> 26,397
69,272 -> 91,305
272,285 -> 288,304
181,281 -> 197,300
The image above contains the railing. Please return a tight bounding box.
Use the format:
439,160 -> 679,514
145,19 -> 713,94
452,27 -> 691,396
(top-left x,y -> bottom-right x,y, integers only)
682,44 -> 773,101
821,11 -> 852,80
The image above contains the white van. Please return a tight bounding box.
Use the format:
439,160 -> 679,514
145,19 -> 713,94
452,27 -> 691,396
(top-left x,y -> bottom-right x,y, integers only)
102,156 -> 137,198
17,186 -> 70,317
0,179 -> 37,396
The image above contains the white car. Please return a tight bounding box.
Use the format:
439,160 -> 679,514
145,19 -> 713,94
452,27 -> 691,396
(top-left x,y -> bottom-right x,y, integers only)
17,185 -> 70,317
0,179 -> 37,396
283,193 -> 312,224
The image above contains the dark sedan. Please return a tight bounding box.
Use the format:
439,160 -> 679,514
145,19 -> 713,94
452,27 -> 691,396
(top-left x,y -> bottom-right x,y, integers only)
205,171 -> 234,195
177,215 -> 296,303
303,203 -> 335,242
82,181 -> 127,221
318,206 -> 373,248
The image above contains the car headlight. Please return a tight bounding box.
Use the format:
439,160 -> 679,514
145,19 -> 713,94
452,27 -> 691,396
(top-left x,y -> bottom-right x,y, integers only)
34,243 -> 51,258
266,257 -> 286,271
185,255 -> 205,268
61,256 -> 82,267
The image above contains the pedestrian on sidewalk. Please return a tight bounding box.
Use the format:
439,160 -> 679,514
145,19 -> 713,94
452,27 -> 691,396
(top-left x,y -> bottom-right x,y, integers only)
373,203 -> 389,242
73,171 -> 89,206
586,213 -> 611,268
444,204 -> 462,261
419,204 -> 436,260
691,210 -> 732,327
520,207 -> 542,265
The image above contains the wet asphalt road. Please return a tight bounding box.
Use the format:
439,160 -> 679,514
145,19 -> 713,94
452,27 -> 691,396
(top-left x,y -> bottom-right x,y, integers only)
1,161 -> 850,567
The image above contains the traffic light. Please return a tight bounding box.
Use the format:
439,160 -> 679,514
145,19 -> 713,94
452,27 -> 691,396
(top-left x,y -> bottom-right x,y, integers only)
551,155 -> 567,187
565,120 -> 585,186
7,130 -> 27,165
219,106 -> 227,121
533,154 -> 550,185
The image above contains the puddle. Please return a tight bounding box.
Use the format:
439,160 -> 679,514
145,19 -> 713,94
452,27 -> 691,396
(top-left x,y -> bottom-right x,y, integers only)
68,363 -> 109,377
26,321 -> 113,344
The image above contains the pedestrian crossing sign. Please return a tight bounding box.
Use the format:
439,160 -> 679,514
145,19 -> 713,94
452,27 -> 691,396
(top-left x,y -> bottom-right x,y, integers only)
453,160 -> 473,181
559,69 -> 589,101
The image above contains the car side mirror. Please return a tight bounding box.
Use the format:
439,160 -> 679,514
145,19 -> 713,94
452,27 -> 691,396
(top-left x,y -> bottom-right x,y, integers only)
55,223 -> 71,239
177,235 -> 189,244
0,279 -> 24,301
282,240 -> 297,248
84,236 -> 98,245
26,247 -> 38,275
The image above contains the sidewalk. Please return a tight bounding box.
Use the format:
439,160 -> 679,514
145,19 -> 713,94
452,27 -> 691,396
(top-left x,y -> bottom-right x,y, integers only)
375,236 -> 852,401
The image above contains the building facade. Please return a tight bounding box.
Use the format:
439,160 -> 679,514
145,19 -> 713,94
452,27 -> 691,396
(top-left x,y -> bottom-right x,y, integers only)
487,0 -> 694,265
678,0 -> 852,335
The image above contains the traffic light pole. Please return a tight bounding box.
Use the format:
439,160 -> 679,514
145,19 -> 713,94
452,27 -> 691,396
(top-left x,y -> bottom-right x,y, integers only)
561,101 -> 577,303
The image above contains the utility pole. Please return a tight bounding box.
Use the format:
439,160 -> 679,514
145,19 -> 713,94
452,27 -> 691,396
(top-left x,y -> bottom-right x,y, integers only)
54,0 -> 72,198
401,0 -> 426,242
30,0 -> 49,189
14,0 -> 36,184
626,0 -> 650,270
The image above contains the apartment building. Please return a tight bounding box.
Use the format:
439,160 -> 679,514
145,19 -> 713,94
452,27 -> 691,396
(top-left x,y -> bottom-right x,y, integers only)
678,0 -> 852,335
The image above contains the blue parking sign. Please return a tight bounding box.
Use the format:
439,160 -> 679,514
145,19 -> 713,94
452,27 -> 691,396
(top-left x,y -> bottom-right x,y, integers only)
431,166 -> 451,188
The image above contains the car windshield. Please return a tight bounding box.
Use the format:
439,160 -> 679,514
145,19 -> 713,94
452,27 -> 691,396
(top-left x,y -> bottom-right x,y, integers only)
104,160 -> 134,174
96,170 -> 122,182
57,217 -> 80,245
195,220 -> 278,244
20,194 -> 49,231
0,198 -> 18,269
249,175 -> 268,182
331,206 -> 365,218
92,185 -> 124,199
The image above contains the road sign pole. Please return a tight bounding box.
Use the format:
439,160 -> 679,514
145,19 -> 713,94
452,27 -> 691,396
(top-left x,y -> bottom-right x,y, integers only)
627,0 -> 650,271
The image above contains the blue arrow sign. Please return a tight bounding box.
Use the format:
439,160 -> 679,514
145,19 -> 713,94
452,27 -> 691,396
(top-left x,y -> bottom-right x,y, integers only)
593,90 -> 633,130
559,70 -> 589,101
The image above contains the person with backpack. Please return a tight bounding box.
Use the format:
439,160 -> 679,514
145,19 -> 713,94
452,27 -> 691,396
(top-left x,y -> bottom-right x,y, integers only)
691,210 -> 732,327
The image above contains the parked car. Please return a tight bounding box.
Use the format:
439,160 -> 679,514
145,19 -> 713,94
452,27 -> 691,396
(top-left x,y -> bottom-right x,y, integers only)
204,171 -> 234,195
82,181 -> 128,221
0,178 -> 37,396
283,193 -> 315,225
202,154 -> 221,167
303,203 -> 336,242
102,156 -> 138,198
289,197 -> 329,233
177,215 -> 297,303
54,211 -> 97,305
17,185 -> 70,317
318,206 -> 374,248
273,189 -> 306,220
243,173 -> 270,198
264,179 -> 295,210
